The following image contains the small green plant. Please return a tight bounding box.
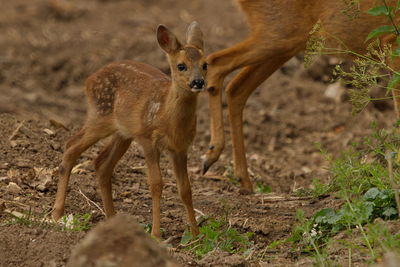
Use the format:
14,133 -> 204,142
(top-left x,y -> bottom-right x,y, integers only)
180,218 -> 254,258
60,213 -> 92,231
140,223 -> 152,234
317,125 -> 400,198
139,223 -> 166,237
295,178 -> 332,198
255,181 -> 272,193
367,221 -> 400,253
6,209 -> 35,227
291,1 -> 400,264
292,188 -> 398,244
306,1 -> 400,115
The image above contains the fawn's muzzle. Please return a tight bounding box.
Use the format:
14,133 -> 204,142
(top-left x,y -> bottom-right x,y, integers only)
190,79 -> 205,91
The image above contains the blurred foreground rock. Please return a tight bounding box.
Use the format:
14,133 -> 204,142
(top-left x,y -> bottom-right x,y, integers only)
67,214 -> 180,267
373,252 -> 400,267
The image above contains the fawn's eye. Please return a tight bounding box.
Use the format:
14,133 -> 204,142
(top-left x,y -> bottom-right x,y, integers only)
202,63 -> 208,71
177,64 -> 187,72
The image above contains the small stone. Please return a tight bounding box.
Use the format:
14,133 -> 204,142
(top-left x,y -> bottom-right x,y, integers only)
10,140 -> 18,148
324,82 -> 344,103
6,182 -> 22,194
123,198 -> 133,204
43,128 -> 55,136
301,166 -> 312,174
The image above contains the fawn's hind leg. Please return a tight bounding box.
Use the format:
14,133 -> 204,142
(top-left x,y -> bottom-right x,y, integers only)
94,134 -> 132,218
52,124 -> 114,221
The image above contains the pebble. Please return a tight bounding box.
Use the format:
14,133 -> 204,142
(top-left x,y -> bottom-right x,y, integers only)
6,182 -> 22,194
43,128 -> 55,136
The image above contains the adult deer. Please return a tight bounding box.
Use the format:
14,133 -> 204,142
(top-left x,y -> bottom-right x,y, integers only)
202,0 -> 400,194
52,22 -> 207,239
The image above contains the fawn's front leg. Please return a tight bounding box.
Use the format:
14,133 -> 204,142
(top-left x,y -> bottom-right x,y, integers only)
170,151 -> 199,236
142,145 -> 163,239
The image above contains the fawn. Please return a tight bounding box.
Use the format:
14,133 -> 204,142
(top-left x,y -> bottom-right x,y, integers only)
51,22 -> 207,239
201,0 -> 400,194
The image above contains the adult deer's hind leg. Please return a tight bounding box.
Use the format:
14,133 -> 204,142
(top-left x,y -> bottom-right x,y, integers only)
226,57 -> 292,194
203,34 -> 302,175
94,134 -> 132,218
203,37 -> 273,174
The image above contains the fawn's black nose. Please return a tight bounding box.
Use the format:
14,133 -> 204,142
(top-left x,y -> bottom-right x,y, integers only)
190,79 -> 205,89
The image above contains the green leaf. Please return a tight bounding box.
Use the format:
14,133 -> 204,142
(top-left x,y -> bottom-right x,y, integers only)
359,201 -> 375,221
397,0 -> 400,10
180,229 -> 193,245
314,208 -> 337,224
364,187 -> 381,201
396,36 -> 400,46
392,48 -> 400,57
388,74 -> 400,92
367,5 -> 392,16
366,25 -> 396,41
383,207 -> 398,217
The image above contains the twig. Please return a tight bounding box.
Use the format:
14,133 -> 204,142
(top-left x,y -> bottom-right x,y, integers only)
49,119 -> 69,131
386,151 -> 400,216
245,248 -> 255,261
71,160 -> 91,174
9,120 -> 25,141
131,166 -> 146,170
177,235 -> 204,249
194,208 -> 205,217
0,198 -> 30,208
382,0 -> 400,36
260,195 -> 315,202
162,235 -> 180,244
77,187 -> 106,216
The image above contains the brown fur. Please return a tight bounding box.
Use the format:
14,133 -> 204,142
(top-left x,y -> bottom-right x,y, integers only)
202,0 -> 400,193
52,22 -> 207,239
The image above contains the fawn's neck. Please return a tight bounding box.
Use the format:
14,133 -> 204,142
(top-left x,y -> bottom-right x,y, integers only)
164,81 -> 198,124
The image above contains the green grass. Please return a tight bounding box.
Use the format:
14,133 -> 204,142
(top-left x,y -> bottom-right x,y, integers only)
180,217 -> 254,258
255,181 -> 272,193
60,213 -> 92,231
4,208 -> 92,232
5,209 -> 35,227
285,125 -> 400,265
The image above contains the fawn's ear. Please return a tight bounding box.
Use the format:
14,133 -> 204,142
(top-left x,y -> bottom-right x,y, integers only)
157,25 -> 181,53
186,21 -> 203,50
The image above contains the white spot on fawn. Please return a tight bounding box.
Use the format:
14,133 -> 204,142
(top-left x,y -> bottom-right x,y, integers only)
147,102 -> 160,124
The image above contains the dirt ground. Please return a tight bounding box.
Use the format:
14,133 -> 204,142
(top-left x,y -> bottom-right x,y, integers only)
0,0 -> 398,266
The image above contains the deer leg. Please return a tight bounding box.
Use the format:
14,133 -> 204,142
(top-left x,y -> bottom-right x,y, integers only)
226,59 -> 291,194
203,35 -> 300,174
52,126 -> 112,220
141,144 -> 163,239
170,151 -> 199,236
94,134 -> 132,218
